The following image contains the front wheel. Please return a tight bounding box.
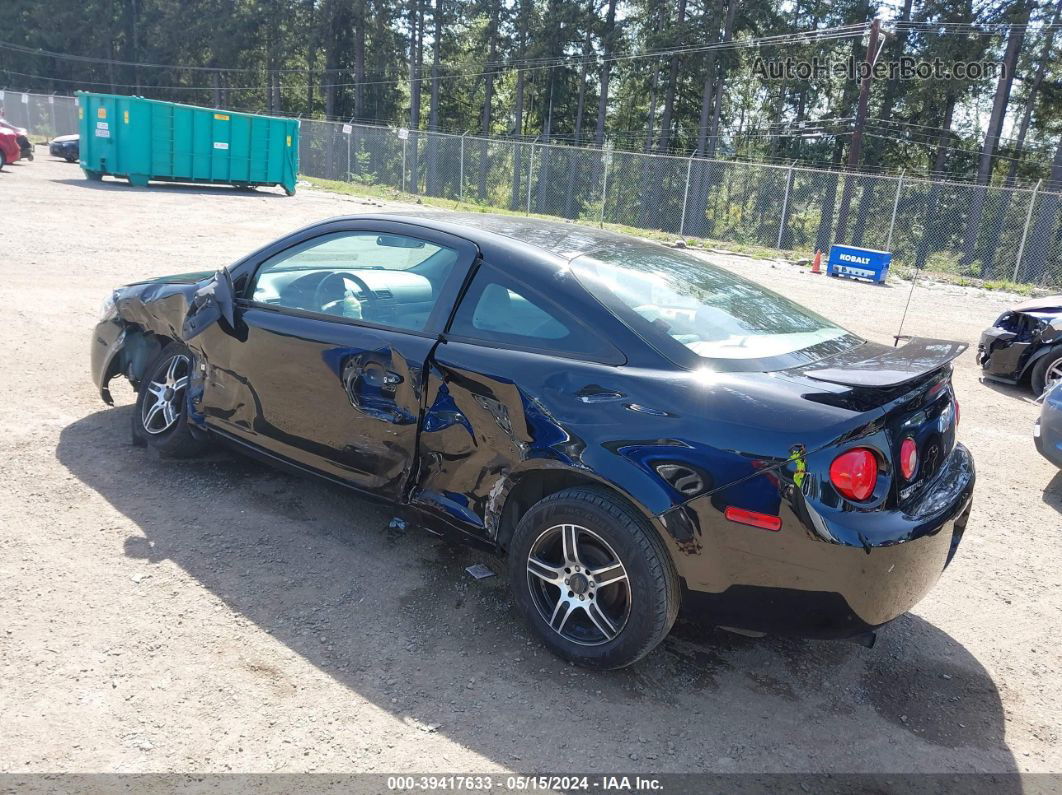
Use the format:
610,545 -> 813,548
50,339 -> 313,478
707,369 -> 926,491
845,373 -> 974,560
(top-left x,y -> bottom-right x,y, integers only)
132,342 -> 208,458
507,487 -> 680,669
1031,349 -> 1062,396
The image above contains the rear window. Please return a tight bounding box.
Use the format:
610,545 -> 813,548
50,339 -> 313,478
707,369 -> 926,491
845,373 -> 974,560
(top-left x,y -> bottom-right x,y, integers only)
571,245 -> 860,370
449,264 -> 621,362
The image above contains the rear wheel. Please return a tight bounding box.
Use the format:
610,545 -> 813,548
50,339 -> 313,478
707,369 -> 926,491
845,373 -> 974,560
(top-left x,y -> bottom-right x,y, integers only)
1031,349 -> 1062,395
507,487 -> 680,669
0,150 -> 6,170
132,342 -> 208,458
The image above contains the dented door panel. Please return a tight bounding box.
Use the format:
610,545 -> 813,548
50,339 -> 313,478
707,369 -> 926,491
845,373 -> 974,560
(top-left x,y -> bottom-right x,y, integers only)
198,306 -> 434,499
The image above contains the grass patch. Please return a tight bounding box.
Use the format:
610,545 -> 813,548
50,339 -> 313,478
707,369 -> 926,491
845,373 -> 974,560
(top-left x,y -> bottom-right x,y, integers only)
302,175 -> 1054,297
305,175 -> 799,259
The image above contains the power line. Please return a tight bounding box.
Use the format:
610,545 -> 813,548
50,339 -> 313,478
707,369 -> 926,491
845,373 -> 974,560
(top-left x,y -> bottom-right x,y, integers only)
868,119 -> 1057,156
862,131 -> 1053,167
892,20 -> 1062,34
871,116 -> 1057,150
0,24 -> 868,90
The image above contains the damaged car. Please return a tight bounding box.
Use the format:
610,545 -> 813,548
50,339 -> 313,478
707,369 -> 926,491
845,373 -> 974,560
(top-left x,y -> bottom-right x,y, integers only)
90,214 -> 975,669
978,295 -> 1062,395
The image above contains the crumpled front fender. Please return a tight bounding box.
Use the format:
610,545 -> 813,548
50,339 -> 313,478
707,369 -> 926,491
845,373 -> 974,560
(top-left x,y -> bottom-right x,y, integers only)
90,318 -> 126,405
90,277 -> 208,404
90,317 -> 166,404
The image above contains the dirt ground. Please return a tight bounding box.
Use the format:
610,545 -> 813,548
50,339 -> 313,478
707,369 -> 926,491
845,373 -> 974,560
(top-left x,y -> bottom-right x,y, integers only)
1,155 -> 1060,776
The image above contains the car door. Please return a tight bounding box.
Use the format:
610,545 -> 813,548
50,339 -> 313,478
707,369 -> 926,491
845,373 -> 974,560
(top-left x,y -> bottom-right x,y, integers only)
412,261 -> 626,538
197,220 -> 477,500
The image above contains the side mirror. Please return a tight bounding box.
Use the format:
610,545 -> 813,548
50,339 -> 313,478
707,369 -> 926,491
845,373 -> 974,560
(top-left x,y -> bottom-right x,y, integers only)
181,269 -> 236,340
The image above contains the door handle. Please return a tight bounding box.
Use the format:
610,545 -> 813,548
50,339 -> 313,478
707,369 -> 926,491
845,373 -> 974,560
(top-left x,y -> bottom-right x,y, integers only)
361,367 -> 403,389
575,385 -> 626,403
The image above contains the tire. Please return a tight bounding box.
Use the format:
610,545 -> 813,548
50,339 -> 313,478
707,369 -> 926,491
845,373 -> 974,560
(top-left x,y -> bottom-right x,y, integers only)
132,342 -> 208,458
1031,349 -> 1062,396
0,150 -> 6,170
507,486 -> 680,669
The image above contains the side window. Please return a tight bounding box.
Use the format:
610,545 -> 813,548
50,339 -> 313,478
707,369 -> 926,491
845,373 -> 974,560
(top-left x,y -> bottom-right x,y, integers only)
449,266 -> 619,360
250,231 -> 459,332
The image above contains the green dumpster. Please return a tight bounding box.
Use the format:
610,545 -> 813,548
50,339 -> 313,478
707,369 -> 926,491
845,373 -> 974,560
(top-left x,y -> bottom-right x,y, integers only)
76,92 -> 300,195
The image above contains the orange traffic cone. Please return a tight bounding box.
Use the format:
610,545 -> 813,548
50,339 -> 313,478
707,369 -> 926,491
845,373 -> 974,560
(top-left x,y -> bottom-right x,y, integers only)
811,249 -> 822,274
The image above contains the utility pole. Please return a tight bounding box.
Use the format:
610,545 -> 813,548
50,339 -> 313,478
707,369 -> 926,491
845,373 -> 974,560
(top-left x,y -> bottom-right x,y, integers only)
962,1 -> 1031,265
131,0 -> 142,94
834,18 -> 882,243
846,18 -> 881,172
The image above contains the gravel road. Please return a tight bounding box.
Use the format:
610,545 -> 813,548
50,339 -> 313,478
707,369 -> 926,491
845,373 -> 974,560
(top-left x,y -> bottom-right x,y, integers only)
1,155 -> 1059,775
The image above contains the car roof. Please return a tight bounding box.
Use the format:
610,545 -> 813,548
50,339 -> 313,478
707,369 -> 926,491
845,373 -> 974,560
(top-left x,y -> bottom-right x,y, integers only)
1013,295 -> 1062,314
318,211 -> 654,263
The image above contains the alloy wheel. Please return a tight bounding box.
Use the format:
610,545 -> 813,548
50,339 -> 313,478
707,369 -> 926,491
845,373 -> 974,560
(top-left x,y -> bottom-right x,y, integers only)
526,523 -> 631,646
141,354 -> 190,435
1046,358 -> 1062,390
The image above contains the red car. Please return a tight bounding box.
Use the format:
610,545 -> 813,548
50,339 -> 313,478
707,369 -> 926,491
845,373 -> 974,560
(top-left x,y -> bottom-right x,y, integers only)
0,128 -> 21,169
0,118 -> 33,161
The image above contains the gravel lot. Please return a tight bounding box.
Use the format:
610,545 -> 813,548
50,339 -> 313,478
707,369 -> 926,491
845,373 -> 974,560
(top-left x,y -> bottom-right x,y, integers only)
1,155 -> 1060,775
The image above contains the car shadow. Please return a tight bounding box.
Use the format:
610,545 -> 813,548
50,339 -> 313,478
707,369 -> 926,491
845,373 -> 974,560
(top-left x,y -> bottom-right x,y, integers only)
1043,471 -> 1062,514
979,376 -> 1037,403
50,177 -> 289,197
56,406 -> 1019,776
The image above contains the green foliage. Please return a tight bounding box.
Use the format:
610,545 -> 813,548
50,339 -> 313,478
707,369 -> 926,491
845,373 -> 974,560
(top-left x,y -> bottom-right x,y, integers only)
1,0 -> 1056,185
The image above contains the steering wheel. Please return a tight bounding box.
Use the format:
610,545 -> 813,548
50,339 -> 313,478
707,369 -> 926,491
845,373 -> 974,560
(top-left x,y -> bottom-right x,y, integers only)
313,271 -> 378,318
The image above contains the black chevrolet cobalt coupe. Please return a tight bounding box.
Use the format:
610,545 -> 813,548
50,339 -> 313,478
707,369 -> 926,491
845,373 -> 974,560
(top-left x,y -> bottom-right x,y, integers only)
90,214 -> 975,668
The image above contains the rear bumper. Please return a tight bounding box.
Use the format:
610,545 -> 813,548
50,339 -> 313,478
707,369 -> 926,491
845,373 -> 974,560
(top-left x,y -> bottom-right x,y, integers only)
659,443 -> 975,639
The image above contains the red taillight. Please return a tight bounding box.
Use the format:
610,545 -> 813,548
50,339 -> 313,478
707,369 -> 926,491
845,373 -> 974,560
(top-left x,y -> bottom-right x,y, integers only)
724,506 -> 782,531
829,448 -> 878,501
899,437 -> 918,480
954,396 -> 960,426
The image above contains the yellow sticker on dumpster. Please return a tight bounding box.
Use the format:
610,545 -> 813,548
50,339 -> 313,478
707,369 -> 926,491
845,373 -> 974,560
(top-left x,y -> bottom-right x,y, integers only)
286,135 -> 292,147
214,113 -> 229,121
97,107 -> 107,119
123,110 -> 129,124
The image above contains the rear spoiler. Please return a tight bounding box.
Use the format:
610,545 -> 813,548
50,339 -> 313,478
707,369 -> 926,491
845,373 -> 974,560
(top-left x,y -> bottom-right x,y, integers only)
801,337 -> 968,388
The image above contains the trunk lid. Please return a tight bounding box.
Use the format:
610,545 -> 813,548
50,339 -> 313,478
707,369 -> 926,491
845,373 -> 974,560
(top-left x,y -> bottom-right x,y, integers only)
783,337 -> 964,508
800,337 -> 966,388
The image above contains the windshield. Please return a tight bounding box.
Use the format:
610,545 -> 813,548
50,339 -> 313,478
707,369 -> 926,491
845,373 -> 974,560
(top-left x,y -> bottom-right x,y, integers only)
571,244 -> 860,369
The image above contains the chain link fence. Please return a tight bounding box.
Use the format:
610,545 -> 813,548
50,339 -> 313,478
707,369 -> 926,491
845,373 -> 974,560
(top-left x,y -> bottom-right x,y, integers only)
0,88 -> 79,140
9,89 -> 1062,288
